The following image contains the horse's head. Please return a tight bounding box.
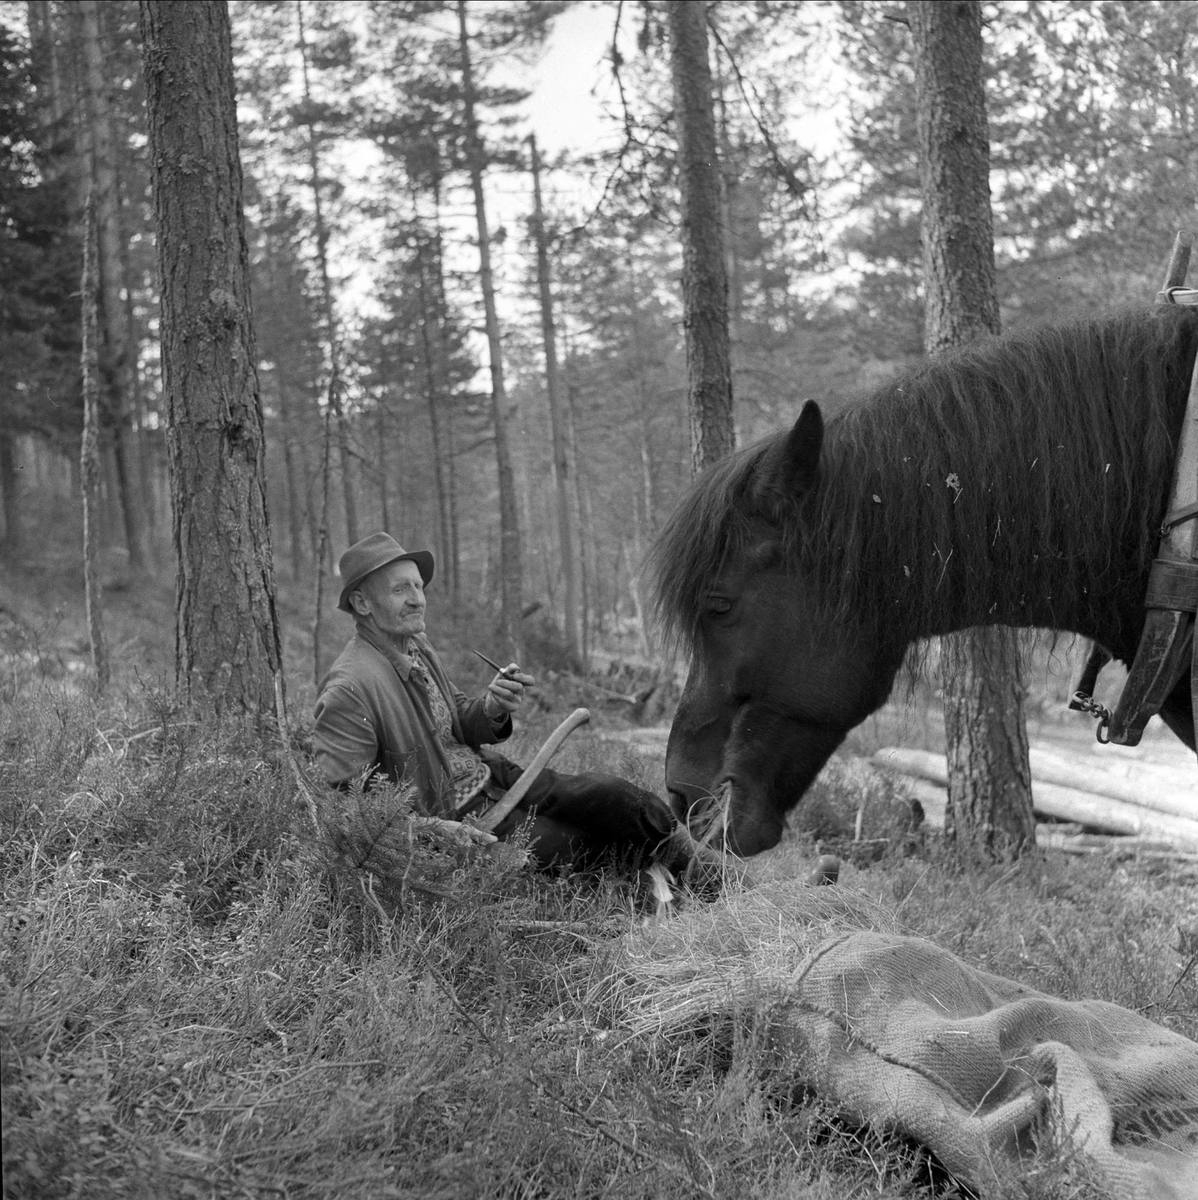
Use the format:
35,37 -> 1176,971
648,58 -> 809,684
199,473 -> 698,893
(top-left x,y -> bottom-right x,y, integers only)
658,402 -> 903,856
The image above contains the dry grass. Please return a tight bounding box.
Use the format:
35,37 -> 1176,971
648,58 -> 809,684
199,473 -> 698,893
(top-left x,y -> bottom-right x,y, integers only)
2,645 -> 1196,1199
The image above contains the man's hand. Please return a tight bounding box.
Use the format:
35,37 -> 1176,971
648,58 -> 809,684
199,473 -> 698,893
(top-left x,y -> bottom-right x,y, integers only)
484,666 -> 535,719
413,815 -> 498,847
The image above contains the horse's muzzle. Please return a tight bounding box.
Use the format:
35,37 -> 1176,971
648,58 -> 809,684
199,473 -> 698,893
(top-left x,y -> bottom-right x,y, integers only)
666,780 -> 710,822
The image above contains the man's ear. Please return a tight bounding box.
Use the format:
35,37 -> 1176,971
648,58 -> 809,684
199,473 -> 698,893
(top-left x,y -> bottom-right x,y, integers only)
779,399 -> 823,494
349,588 -> 371,617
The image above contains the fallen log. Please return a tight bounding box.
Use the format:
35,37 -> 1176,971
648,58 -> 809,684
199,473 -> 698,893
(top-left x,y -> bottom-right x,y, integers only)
1036,828 -> 1185,854
903,775 -> 1198,861
1027,746 -> 1196,821
874,747 -> 1198,851
905,778 -> 947,830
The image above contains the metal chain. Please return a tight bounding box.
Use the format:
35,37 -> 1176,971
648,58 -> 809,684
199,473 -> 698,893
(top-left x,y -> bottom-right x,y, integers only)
1069,691 -> 1112,744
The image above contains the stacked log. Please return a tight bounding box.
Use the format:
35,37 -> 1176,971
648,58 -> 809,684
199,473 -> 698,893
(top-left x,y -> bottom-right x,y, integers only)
874,746 -> 1198,852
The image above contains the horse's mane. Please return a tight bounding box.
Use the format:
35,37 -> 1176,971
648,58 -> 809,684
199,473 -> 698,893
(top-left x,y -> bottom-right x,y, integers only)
649,305 -> 1198,661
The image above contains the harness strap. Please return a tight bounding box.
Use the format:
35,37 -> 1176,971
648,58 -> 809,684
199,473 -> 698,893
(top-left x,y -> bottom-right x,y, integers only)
1163,500 -> 1198,533
1146,559 -> 1198,612
1098,231 -> 1198,746
1157,286 -> 1198,307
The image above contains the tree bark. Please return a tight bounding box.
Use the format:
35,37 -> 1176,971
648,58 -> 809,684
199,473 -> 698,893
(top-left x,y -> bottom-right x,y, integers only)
909,0 -> 1035,859
668,0 -> 734,475
0,432 -> 22,560
296,0 -> 358,548
258,219 -> 311,578
428,176 -> 461,608
79,0 -> 149,572
413,232 -> 454,600
375,399 -> 391,532
528,134 -> 583,670
80,196 -> 110,692
140,0 -> 284,720
312,405 -> 333,686
281,423 -> 306,578
457,0 -> 523,656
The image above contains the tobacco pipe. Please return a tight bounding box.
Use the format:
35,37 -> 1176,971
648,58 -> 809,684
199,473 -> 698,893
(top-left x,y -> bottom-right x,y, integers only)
473,648 -> 523,679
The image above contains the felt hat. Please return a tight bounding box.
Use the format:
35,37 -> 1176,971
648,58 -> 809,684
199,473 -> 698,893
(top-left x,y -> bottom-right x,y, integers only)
337,532 -> 435,613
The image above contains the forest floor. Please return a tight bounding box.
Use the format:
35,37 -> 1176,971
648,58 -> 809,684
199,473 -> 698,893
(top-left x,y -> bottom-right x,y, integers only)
3,560 -> 1197,1199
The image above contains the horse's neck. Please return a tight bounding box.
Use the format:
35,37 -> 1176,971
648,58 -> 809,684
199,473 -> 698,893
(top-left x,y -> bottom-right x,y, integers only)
907,518 -> 1135,651
865,447 -> 1139,652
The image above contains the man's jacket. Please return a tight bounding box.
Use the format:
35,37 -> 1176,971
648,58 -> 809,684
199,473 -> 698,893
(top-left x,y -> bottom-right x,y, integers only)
312,632 -> 510,815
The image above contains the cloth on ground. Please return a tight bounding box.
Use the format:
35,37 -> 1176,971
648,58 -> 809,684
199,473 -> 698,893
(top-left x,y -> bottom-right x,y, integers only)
772,929 -> 1198,1199
605,881 -> 1198,1199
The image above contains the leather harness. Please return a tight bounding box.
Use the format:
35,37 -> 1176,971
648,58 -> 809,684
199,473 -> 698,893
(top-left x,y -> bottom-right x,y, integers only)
1071,237 -> 1198,746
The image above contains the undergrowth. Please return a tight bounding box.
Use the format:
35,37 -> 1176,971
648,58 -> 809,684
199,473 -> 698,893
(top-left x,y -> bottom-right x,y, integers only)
2,670 -> 1194,1200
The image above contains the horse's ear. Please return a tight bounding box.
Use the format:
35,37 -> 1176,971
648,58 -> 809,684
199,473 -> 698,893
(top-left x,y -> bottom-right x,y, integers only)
780,400 -> 823,493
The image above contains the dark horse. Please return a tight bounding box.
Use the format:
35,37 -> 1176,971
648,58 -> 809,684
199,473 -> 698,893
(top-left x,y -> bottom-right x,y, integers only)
650,306 -> 1198,855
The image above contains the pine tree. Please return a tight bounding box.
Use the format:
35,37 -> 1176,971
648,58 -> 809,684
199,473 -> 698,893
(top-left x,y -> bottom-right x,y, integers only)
0,20 -> 80,559
140,0 -> 284,720
669,0 -> 734,473
909,0 -> 1035,860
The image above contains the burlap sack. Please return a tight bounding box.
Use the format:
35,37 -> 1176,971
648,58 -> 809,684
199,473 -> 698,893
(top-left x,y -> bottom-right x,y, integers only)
605,883 -> 1198,1197
770,930 -> 1198,1199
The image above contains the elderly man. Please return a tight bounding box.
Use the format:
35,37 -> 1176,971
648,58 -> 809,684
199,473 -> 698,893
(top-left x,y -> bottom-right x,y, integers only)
313,532 -> 691,873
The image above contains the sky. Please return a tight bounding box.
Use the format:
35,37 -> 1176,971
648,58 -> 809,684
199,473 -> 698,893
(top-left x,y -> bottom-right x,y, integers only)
522,2 -> 623,160
521,1 -> 846,166
307,0 -> 855,357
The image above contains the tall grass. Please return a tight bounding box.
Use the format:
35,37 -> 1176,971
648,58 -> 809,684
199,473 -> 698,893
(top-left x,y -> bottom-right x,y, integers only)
3,667 -> 1195,1200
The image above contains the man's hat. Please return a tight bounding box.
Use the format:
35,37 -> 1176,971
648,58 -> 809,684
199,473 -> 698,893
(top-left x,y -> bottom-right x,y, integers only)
337,532 -> 435,613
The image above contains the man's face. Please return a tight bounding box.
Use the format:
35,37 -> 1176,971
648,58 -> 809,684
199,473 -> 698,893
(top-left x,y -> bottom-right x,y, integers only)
353,558 -> 426,640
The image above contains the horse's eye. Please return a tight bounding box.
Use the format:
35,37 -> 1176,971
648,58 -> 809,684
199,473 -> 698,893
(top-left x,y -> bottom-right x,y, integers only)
707,597 -> 733,616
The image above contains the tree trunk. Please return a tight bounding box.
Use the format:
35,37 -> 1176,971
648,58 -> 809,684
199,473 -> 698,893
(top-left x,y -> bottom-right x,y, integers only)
375,399 -> 391,532
79,0 -> 149,573
909,0 -> 1034,860
628,263 -> 660,529
413,227 -> 454,597
140,0 -> 284,721
528,134 -> 583,670
259,220 -> 312,578
312,404 -> 333,686
119,171 -> 159,552
296,0 -> 358,548
0,432 -> 23,560
570,382 -> 597,658
713,53 -> 745,360
668,0 -> 734,475
281,424 -> 306,578
561,330 -> 591,661
80,197 -> 110,692
429,176 -> 461,608
26,1 -> 74,180
457,0 -> 523,656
